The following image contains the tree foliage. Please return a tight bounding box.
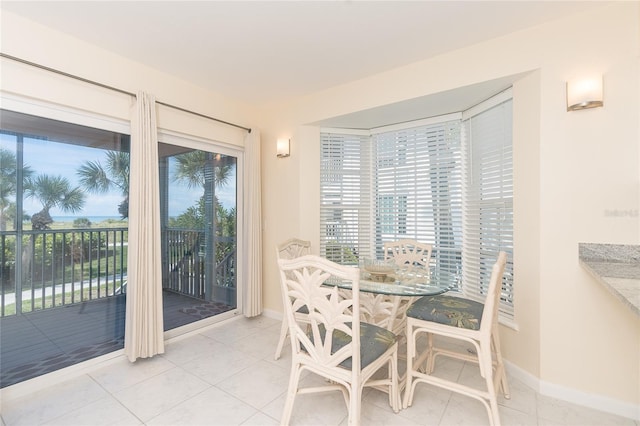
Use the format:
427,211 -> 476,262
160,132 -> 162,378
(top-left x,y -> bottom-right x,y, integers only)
170,151 -> 236,264
73,217 -> 92,228
0,148 -> 33,231
25,174 -> 86,230
173,151 -> 231,189
77,151 -> 130,218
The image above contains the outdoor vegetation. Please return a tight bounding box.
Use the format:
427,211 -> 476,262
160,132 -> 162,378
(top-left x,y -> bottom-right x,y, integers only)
1,140 -> 237,317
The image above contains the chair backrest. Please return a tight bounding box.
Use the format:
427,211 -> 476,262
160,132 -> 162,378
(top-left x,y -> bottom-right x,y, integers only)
277,254 -> 362,374
276,238 -> 312,284
480,251 -> 507,333
276,238 -> 311,261
383,239 -> 433,268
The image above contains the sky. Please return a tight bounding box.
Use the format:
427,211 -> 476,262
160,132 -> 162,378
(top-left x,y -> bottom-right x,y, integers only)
1,134 -> 236,219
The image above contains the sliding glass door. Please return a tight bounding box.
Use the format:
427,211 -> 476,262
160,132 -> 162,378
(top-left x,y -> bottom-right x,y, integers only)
158,142 -> 238,330
0,110 -> 242,386
0,110 -> 129,387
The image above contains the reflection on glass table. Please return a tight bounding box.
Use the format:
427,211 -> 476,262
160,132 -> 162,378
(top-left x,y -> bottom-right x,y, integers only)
325,264 -> 457,297
324,264 -> 457,335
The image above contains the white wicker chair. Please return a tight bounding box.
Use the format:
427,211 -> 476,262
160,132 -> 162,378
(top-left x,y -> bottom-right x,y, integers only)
278,254 -> 400,425
274,238 -> 312,360
384,239 -> 432,270
381,239 -> 432,335
403,251 -> 510,426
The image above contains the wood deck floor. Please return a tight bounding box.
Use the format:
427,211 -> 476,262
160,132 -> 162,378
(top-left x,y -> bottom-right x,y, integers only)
0,290 -> 234,388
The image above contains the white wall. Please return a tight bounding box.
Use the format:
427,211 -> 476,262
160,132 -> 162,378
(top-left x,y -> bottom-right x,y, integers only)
0,11 -> 255,145
260,2 -> 640,417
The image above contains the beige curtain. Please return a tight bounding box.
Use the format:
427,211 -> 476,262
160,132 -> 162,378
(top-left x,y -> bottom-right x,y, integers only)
124,91 -> 164,361
243,129 -> 263,317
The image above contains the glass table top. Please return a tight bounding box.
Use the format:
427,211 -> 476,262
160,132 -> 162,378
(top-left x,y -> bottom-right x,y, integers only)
325,266 -> 458,297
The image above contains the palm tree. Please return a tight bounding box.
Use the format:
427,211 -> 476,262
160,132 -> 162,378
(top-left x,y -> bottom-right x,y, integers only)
173,151 -> 231,189
25,174 -> 86,230
76,151 -> 130,218
172,151 -> 235,284
172,151 -> 233,232
0,148 -> 33,231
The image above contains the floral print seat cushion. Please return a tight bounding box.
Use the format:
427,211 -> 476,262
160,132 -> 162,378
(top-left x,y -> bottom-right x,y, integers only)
305,323 -> 397,369
407,295 -> 485,330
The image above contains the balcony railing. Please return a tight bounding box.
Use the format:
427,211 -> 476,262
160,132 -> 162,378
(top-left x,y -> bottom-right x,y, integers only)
0,227 -> 128,316
163,229 -> 236,305
1,227 -> 236,317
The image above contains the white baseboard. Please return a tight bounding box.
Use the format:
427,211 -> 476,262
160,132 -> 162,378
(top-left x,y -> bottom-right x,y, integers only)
505,360 -> 640,421
504,359 -> 541,393
261,308 -> 283,321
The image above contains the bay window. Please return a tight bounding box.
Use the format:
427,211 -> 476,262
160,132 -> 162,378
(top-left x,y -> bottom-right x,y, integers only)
319,89 -> 514,318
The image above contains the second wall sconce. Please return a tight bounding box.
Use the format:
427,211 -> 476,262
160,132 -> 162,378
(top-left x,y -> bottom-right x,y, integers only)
277,138 -> 290,158
566,77 -> 603,111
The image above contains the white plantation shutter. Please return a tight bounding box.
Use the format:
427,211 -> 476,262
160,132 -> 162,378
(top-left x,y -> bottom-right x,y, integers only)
320,130 -> 372,264
372,120 -> 462,278
462,91 -> 514,318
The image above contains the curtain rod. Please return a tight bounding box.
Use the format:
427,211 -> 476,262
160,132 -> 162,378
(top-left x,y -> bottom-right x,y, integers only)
0,52 -> 252,133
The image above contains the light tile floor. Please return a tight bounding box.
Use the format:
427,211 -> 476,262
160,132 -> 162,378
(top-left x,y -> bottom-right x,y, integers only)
1,315 -> 637,426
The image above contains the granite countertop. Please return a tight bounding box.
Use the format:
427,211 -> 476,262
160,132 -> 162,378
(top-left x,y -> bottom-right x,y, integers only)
579,243 -> 640,317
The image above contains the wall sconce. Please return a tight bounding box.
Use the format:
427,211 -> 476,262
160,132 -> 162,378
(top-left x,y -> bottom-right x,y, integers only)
566,77 -> 603,111
277,138 -> 290,158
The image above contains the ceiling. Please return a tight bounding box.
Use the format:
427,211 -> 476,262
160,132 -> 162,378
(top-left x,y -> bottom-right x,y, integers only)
2,1 -> 603,107
312,72 -> 527,129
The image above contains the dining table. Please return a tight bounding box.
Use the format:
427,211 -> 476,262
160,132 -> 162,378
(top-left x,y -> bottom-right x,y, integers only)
324,263 -> 459,400
325,264 -> 458,334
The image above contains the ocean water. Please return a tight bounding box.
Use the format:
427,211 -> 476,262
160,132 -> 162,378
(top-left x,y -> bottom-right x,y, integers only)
50,216 -> 126,223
